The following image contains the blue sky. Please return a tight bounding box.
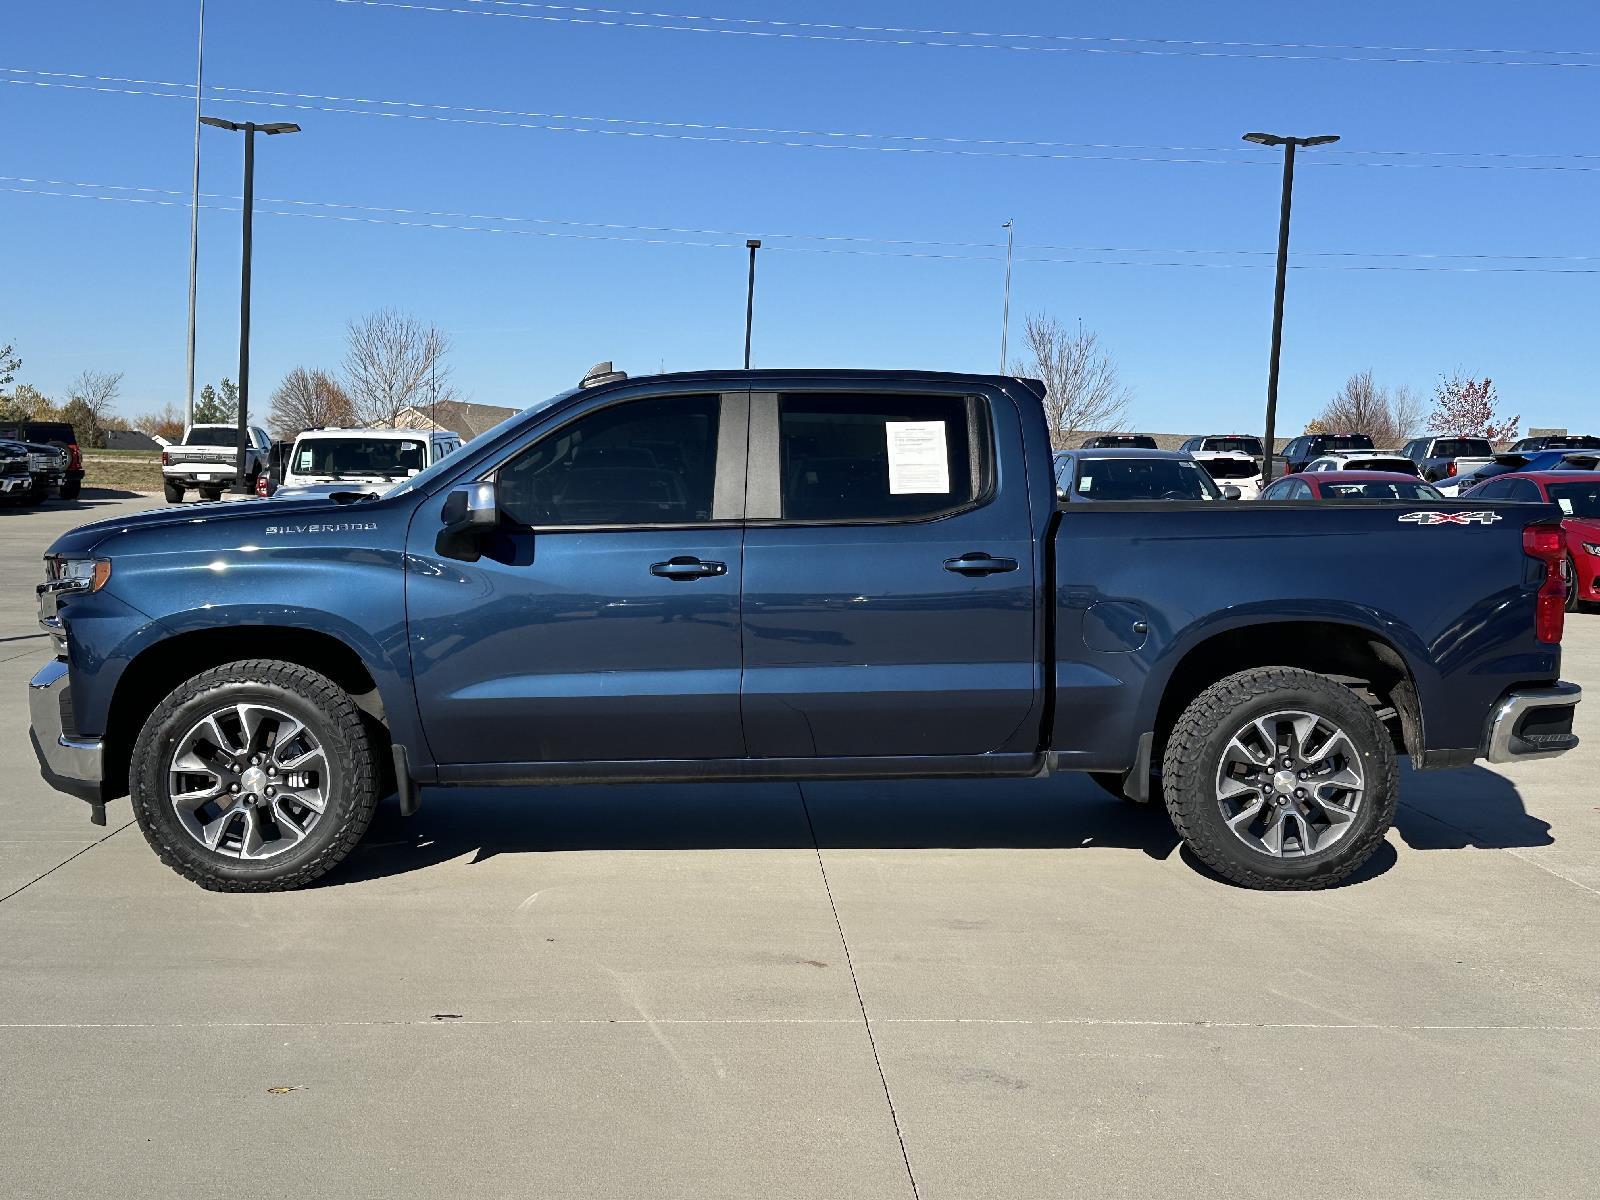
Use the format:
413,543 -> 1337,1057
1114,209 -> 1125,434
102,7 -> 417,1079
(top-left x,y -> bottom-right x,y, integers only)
6,0 -> 1598,434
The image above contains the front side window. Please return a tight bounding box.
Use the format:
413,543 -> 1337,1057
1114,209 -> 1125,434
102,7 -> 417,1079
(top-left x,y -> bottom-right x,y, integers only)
778,394 -> 979,521
497,394 -> 720,527
294,437 -> 428,480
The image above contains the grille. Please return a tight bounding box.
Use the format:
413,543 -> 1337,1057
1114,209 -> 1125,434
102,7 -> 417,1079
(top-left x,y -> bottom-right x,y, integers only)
1,458 -> 27,476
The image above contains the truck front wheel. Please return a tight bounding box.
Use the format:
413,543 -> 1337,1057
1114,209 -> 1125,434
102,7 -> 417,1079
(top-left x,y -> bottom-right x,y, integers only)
128,660 -> 380,891
1162,667 -> 1397,890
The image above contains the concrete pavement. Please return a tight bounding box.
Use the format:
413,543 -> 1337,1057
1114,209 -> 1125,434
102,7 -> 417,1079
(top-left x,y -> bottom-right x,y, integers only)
2,494 -> 1597,1198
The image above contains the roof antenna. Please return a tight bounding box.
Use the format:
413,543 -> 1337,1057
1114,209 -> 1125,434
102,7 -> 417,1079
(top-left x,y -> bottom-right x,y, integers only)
580,361 -> 627,388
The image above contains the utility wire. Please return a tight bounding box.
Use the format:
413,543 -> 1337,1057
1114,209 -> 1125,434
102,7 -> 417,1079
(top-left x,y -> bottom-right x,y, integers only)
9,70 -> 1600,173
7,173 -> 1599,263
443,0 -> 1600,61
334,0 -> 1600,69
8,178 -> 1600,272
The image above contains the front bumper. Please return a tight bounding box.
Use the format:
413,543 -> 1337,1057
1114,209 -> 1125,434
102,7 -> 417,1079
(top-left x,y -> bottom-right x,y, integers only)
28,658 -> 105,810
1484,683 -> 1582,764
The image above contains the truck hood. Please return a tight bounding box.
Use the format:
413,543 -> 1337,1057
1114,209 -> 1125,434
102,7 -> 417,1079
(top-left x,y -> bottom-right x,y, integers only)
46,495 -> 379,557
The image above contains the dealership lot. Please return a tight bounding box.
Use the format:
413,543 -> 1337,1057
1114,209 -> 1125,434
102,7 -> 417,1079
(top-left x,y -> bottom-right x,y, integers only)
2,495 -> 1598,1199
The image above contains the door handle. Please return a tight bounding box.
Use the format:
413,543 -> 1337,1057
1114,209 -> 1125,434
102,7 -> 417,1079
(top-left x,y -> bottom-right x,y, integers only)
943,553 -> 1019,576
651,556 -> 727,580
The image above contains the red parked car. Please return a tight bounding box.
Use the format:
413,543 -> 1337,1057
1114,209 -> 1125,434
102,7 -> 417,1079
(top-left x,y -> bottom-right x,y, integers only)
1259,470 -> 1445,502
1462,471 -> 1600,610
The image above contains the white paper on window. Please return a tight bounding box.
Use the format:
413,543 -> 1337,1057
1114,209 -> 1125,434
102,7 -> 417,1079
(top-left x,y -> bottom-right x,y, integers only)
885,421 -> 950,494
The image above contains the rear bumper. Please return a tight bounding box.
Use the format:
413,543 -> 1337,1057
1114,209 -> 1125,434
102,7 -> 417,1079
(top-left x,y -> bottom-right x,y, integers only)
1483,683 -> 1582,764
28,659 -> 104,804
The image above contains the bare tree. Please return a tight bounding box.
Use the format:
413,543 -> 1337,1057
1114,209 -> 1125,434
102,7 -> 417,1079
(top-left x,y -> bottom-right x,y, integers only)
67,369 -> 123,427
342,309 -> 454,428
133,403 -> 185,443
269,367 -> 355,441
1309,370 -> 1424,446
1010,314 -> 1131,448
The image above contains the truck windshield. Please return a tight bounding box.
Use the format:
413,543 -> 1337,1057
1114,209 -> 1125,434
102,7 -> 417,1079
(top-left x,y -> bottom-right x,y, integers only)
184,428 -> 238,447
1197,457 -> 1259,480
1203,437 -> 1262,456
1074,458 -> 1221,501
294,437 -> 427,479
1545,481 -> 1600,518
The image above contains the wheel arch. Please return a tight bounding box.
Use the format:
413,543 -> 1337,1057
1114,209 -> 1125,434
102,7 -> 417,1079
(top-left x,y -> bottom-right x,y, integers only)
1146,617 -> 1425,766
102,625 -> 393,799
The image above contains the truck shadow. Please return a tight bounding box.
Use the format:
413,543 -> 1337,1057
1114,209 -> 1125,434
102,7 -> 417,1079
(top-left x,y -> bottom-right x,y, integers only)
325,757 -> 1543,889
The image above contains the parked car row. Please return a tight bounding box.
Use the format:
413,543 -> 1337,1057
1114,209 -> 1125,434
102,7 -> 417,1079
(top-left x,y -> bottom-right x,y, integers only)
0,419 -> 82,506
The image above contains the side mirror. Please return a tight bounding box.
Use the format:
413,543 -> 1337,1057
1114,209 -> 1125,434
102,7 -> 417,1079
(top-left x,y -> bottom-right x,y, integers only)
1056,484 -> 1069,503
1221,484 -> 1243,500
438,482 -> 499,561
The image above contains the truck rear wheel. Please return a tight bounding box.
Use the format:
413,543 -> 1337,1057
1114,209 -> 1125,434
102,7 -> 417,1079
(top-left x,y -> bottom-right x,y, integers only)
128,659 -> 380,891
1162,666 -> 1396,890
163,480 -> 185,504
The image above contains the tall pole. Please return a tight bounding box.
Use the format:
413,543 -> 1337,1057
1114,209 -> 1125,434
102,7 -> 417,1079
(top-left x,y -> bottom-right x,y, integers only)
183,0 -> 206,430
233,126 -> 255,494
1261,141 -> 1296,484
743,239 -> 760,370
999,219 -> 1014,373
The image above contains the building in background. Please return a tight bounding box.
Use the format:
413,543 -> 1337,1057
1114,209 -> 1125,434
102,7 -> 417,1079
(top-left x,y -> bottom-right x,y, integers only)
394,399 -> 518,441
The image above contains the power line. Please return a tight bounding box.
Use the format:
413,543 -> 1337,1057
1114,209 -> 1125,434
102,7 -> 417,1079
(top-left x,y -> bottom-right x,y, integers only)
10,68 -> 1600,173
333,0 -> 1600,69
7,176 -> 1600,272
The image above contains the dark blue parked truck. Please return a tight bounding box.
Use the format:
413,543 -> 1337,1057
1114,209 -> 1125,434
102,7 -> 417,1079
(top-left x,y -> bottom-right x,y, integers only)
29,369 -> 1582,891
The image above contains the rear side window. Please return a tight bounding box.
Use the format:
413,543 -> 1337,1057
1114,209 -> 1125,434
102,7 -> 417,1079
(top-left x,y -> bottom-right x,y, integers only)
778,394 -> 980,522
497,394 -> 721,527
1432,439 -> 1493,458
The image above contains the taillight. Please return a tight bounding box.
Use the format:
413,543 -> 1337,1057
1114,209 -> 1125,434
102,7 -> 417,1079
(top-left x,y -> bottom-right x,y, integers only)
1447,461 -> 1458,477
1524,523 -> 1567,644
255,475 -> 270,497
67,442 -> 82,471
160,450 -> 169,466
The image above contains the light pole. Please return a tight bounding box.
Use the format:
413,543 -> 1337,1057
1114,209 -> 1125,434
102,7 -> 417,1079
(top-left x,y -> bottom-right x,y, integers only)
999,219 -> 1014,373
200,117 -> 300,493
1242,131 -> 1340,482
183,0 -> 206,432
743,239 -> 761,370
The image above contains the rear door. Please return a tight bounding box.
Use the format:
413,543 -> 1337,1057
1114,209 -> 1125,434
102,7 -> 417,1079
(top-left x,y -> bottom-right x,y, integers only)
738,387 -> 1039,758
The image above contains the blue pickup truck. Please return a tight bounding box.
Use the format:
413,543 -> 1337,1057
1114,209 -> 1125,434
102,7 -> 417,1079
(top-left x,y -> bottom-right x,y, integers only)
29,369 -> 1582,892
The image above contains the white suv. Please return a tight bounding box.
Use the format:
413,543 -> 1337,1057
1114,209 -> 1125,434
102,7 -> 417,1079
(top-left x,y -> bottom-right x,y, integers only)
274,428 -> 463,496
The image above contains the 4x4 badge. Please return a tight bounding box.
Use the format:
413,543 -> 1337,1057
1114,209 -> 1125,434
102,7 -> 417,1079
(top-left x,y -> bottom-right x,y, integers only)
1398,511 -> 1503,526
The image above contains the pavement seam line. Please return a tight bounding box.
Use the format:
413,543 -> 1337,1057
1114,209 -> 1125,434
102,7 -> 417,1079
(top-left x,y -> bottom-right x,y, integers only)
1399,800 -> 1600,900
798,785 -> 922,1200
3,1018 -> 1596,1032
0,819 -> 134,905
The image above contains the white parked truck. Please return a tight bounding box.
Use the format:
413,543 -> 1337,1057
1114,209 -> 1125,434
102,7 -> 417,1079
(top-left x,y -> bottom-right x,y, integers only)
162,424 -> 272,503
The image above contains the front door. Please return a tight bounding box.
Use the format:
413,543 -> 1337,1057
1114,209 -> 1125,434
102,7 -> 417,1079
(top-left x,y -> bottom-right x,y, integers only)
739,388 -> 1040,759
406,391 -> 748,765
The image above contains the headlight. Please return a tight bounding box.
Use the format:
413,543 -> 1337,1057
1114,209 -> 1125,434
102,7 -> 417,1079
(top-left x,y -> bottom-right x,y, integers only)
1583,543 -> 1600,558
44,556 -> 112,592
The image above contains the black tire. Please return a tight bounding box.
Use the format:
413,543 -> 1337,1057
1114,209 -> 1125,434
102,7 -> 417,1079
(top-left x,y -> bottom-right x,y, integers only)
1162,666 -> 1397,890
198,485 -> 223,502
128,659 -> 379,891
59,480 -> 81,500
20,484 -> 46,507
163,479 -> 186,504
1566,556 -> 1581,613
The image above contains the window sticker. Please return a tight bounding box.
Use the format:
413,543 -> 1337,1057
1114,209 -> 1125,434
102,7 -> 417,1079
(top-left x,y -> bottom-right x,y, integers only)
1558,497 -> 1574,514
885,421 -> 951,494
1077,475 -> 1093,492
296,451 -> 313,471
